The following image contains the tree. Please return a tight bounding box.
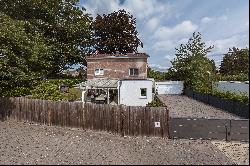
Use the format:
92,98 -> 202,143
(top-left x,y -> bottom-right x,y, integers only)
0,13 -> 53,96
169,32 -> 215,92
147,67 -> 166,81
220,47 -> 249,76
0,0 -> 92,96
93,9 -> 143,54
0,0 -> 93,76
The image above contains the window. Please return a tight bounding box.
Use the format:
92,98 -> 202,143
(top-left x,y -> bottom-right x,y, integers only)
129,68 -> 139,76
140,88 -> 147,98
95,69 -> 104,76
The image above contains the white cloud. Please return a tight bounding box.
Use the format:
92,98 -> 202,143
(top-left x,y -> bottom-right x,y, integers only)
149,64 -> 169,71
122,0 -> 168,19
218,15 -> 228,21
154,20 -> 198,41
80,0 -> 249,70
201,17 -> 213,24
207,34 -> 249,55
152,21 -> 197,53
82,0 -> 120,17
152,40 -> 175,52
206,33 -> 249,67
177,38 -> 189,45
146,17 -> 160,32
201,15 -> 228,25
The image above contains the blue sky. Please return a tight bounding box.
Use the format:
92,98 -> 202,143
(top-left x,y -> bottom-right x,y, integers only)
79,0 -> 249,71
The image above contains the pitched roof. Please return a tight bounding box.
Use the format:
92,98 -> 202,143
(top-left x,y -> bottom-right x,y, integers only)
86,53 -> 149,60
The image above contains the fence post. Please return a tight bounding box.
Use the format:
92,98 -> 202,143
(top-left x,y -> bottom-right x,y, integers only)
226,120 -> 232,142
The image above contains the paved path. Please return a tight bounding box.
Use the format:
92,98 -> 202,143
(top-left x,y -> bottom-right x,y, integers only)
0,120 -> 238,165
158,95 -> 242,119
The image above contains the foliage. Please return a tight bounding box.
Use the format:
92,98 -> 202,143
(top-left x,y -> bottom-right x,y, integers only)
1,87 -> 32,97
0,0 -> 93,76
0,12 -> 53,96
169,32 -> 216,91
0,0 -> 92,96
147,96 -> 165,107
211,89 -> 249,104
216,73 -> 249,82
220,47 -> 249,76
147,67 -> 167,81
192,86 -> 249,105
30,79 -> 82,101
93,9 -> 143,54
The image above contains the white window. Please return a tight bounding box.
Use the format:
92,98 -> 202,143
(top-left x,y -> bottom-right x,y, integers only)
129,68 -> 139,76
95,69 -> 104,76
140,88 -> 147,98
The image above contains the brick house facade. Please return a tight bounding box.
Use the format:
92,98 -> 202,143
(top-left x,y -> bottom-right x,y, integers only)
86,53 -> 149,80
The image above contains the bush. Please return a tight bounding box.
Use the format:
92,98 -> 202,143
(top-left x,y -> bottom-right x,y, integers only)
1,86 -> 32,97
192,87 -> 249,105
211,89 -> 249,105
147,96 -> 165,107
216,73 -> 249,82
30,79 -> 82,101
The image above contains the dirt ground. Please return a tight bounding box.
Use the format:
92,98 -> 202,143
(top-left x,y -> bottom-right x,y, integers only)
0,120 -> 248,165
158,95 -> 242,119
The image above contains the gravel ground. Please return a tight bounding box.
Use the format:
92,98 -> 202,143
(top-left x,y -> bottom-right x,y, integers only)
0,120 -> 237,165
158,95 -> 242,119
211,141 -> 249,165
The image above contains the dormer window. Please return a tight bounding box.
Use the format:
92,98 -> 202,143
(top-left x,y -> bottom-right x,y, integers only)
129,68 -> 139,76
95,69 -> 104,76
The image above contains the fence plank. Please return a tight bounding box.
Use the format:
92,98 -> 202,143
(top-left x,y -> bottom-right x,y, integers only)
0,98 -> 172,139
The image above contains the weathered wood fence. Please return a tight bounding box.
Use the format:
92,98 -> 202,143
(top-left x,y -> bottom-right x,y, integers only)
0,97 -> 170,138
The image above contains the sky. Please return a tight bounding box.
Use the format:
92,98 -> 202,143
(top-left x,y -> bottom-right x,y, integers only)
79,0 -> 249,71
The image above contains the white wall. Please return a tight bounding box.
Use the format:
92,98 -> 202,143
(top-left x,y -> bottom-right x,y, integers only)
213,81 -> 249,96
119,80 -> 153,106
155,81 -> 184,95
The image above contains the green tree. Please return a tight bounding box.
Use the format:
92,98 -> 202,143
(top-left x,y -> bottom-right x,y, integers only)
220,47 -> 249,76
169,32 -> 215,92
0,13 -> 53,96
0,0 -> 92,96
0,0 -> 93,76
93,9 -> 143,54
147,67 -> 166,81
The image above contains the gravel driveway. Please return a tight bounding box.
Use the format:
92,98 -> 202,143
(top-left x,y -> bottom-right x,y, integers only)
0,120 -> 240,165
158,95 -> 242,119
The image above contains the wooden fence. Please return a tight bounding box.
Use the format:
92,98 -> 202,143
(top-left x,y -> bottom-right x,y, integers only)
0,97 -> 170,138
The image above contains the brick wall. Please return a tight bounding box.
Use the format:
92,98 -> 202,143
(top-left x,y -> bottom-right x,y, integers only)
87,58 -> 148,80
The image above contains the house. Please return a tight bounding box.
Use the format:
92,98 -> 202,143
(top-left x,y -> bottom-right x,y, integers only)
77,52 -> 153,106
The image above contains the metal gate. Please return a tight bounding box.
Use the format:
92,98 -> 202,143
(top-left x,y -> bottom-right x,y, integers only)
169,118 -> 249,142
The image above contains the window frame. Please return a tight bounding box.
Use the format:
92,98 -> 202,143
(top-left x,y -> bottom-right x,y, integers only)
140,88 -> 147,98
95,68 -> 104,76
129,68 -> 139,76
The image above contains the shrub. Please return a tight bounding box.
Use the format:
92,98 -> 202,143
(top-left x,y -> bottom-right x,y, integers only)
147,96 -> 165,107
1,86 -> 31,97
193,87 -> 249,105
30,79 -> 82,101
211,89 -> 249,105
216,73 -> 249,82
